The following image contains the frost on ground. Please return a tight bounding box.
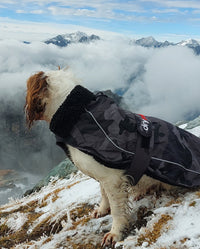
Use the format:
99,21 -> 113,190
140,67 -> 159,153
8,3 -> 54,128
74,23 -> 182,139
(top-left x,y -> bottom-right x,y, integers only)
1,122 -> 200,249
0,171 -> 200,249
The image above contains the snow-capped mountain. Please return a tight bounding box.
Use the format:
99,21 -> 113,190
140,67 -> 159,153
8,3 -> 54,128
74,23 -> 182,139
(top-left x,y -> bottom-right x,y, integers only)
44,31 -> 100,47
132,36 -> 200,55
177,38 -> 200,47
177,39 -> 200,55
132,36 -> 173,48
43,31 -> 200,54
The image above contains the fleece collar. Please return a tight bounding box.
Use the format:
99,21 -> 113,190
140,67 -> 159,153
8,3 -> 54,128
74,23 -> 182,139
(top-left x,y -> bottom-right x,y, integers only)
49,85 -> 95,138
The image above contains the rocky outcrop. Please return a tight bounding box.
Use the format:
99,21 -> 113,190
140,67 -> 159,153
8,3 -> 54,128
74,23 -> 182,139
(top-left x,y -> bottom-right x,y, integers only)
24,159 -> 77,196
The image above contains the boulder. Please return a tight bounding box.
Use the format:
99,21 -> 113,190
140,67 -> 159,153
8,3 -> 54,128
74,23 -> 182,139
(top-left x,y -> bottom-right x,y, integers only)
24,159 -> 77,196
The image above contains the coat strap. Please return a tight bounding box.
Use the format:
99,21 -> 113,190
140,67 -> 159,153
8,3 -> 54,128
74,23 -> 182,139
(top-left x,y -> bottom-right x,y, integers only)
126,118 -> 154,185
55,135 -> 70,157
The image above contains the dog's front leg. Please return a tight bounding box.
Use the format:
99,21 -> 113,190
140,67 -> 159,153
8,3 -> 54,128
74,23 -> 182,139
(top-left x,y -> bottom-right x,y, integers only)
101,177 -> 130,247
93,184 -> 110,218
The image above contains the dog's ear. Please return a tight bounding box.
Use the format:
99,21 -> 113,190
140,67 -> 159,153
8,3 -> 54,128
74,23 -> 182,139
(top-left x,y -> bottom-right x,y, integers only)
25,71 -> 49,128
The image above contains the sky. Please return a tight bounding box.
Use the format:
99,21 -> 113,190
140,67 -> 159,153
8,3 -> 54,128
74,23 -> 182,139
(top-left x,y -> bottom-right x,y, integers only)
1,0 -> 200,42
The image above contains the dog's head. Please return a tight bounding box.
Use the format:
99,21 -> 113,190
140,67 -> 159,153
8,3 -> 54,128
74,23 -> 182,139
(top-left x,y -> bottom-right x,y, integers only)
25,69 -> 78,128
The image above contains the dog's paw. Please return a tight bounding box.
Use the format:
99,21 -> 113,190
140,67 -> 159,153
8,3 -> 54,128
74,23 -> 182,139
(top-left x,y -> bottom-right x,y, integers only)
92,207 -> 110,218
101,232 -> 121,248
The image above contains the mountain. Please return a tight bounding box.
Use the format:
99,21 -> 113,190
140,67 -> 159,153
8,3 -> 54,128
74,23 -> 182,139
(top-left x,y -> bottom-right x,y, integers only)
43,31 -> 200,55
132,36 -> 174,48
44,31 -> 100,47
1,118 -> 200,248
177,39 -> 200,55
178,39 -> 199,46
132,36 -> 200,55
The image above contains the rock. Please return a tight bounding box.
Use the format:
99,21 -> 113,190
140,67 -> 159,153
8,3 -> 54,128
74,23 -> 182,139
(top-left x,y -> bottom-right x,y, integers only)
185,115 -> 200,129
24,158 -> 77,196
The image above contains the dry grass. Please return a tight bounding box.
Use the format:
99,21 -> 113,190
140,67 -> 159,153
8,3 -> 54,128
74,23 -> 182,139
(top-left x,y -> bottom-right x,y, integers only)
40,187 -> 66,208
67,181 -> 81,189
0,177 -> 97,249
30,214 -> 68,239
165,198 -> 182,207
69,203 -> 94,230
66,240 -> 102,249
137,214 -> 173,246
0,201 -> 96,248
0,201 -> 42,248
195,191 -> 200,198
189,200 -> 196,207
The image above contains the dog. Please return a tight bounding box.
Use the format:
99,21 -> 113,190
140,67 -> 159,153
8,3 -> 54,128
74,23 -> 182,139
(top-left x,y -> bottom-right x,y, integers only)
25,68 -> 200,247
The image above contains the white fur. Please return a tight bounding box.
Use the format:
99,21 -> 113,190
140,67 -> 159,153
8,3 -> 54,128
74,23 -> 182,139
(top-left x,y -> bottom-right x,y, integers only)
68,145 -> 130,243
41,69 -> 172,246
43,69 -> 79,121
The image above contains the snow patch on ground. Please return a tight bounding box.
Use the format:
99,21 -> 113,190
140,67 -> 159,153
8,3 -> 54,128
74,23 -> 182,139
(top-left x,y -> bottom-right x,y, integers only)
1,171 -> 200,248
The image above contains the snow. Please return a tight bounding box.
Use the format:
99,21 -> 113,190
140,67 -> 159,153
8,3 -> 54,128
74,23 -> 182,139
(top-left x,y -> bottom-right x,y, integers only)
180,119 -> 200,137
178,39 -> 200,47
1,125 -> 200,248
187,126 -> 200,137
36,174 -> 100,214
1,171 -> 200,248
155,193 -> 200,248
0,212 -> 28,232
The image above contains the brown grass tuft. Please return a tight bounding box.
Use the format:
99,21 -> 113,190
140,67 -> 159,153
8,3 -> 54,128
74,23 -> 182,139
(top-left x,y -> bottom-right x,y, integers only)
137,214 -> 173,246
69,203 -> 94,230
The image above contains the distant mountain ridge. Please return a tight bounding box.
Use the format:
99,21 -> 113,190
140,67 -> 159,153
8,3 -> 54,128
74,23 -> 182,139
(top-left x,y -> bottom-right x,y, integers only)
132,36 -> 173,48
44,31 -> 100,47
43,31 -> 200,55
131,36 -> 200,55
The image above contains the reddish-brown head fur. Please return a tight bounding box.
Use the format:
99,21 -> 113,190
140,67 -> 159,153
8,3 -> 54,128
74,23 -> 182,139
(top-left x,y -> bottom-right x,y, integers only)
25,71 -> 48,128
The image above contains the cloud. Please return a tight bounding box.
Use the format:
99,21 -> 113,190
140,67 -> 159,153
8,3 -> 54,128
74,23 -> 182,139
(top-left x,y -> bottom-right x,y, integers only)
152,8 -> 180,14
1,0 -> 200,28
141,0 -> 200,9
124,45 -> 200,122
0,38 -> 151,95
1,0 -> 145,19
0,0 -> 181,24
2,0 -> 200,40
47,4 -> 144,23
0,18 -> 122,42
48,6 -> 97,18
1,38 -> 200,124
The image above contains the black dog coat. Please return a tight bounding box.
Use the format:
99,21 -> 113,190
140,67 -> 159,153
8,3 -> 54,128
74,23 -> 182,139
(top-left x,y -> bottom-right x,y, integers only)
50,85 -> 200,188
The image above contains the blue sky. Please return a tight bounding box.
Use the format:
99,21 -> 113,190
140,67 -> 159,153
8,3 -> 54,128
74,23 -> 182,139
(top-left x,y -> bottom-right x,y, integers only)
1,0 -> 200,41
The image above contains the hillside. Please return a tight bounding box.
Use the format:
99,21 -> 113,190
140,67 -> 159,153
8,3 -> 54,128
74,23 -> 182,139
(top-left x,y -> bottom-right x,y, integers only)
0,122 -> 200,248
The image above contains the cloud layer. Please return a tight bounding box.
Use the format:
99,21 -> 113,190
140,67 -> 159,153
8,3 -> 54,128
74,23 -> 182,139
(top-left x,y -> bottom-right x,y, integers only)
1,38 -> 200,123
124,45 -> 200,121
